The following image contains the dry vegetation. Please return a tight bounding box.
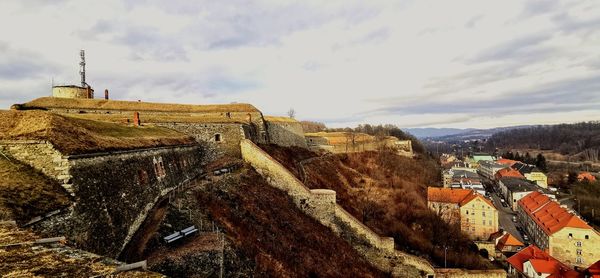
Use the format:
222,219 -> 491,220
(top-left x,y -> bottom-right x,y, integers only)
0,110 -> 196,155
262,144 -> 494,270
66,113 -> 249,124
192,167 -> 387,277
264,116 -> 299,123
0,158 -> 70,223
0,225 -> 163,277
18,97 -> 259,113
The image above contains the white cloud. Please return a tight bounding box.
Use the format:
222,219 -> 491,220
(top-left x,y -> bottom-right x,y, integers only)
0,0 -> 599,128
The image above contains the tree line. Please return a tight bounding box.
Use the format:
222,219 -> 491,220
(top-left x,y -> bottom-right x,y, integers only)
486,121 -> 600,161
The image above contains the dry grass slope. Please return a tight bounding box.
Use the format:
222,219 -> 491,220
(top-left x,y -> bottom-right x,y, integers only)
0,110 -> 196,155
0,158 -> 70,222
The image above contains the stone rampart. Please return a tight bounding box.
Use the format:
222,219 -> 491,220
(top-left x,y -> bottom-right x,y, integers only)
156,123 -> 248,157
5,140 -> 206,258
240,139 -> 435,277
0,140 -> 72,192
266,120 -> 307,148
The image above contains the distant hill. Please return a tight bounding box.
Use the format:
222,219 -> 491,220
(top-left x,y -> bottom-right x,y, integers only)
404,128 -> 475,138
408,126 -> 531,141
486,122 -> 600,161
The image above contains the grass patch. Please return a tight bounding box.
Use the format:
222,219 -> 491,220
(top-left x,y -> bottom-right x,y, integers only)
0,110 -> 196,155
0,158 -> 70,222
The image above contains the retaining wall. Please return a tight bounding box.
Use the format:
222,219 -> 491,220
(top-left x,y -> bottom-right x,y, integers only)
240,139 -> 435,277
265,121 -> 307,148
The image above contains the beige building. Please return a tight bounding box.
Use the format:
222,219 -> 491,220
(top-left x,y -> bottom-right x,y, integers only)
427,187 -> 499,240
517,191 -> 600,268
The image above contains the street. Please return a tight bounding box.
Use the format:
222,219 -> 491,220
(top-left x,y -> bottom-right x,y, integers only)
481,177 -> 528,244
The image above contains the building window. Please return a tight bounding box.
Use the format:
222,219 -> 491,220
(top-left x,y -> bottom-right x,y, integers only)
466,210 -> 469,215
472,227 -> 475,232
482,211 -> 485,217
214,133 -> 222,142
576,257 -> 583,264
569,233 -> 573,238
576,241 -> 582,247
577,249 -> 582,255
585,235 -> 589,239
137,169 -> 148,185
483,220 -> 486,225
489,220 -> 492,225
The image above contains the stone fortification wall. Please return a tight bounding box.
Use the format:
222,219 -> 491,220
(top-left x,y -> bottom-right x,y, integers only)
6,142 -> 206,258
64,145 -> 204,257
265,120 -> 307,148
156,123 -> 249,157
307,136 -> 413,157
435,268 -> 506,278
240,139 -> 434,277
0,140 -> 72,193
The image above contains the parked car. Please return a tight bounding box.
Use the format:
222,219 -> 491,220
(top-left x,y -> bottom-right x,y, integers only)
512,215 -> 517,222
523,234 -> 529,241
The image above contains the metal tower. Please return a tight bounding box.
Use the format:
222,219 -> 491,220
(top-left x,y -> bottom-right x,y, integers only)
79,50 -> 87,87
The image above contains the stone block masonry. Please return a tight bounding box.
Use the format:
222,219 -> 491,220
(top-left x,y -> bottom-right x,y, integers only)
2,139 -> 205,258
0,140 -> 72,193
240,139 -> 435,277
156,123 -> 249,157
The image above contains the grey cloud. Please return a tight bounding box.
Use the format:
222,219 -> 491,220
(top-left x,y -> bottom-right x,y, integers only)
369,74 -> 600,117
0,42 -> 58,81
467,33 -> 553,64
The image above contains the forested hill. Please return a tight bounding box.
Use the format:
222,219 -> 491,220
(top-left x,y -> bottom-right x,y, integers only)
485,121 -> 600,160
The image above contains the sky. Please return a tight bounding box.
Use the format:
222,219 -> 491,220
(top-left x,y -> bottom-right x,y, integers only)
1,0 -> 599,129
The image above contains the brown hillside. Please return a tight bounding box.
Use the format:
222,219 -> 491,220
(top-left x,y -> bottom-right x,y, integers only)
0,158 -> 70,223
148,167 -> 387,277
262,145 -> 494,270
0,110 -> 196,155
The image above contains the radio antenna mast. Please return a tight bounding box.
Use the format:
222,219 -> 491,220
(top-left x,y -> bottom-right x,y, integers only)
79,50 -> 86,87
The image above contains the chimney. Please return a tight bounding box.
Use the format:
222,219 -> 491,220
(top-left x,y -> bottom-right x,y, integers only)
104,89 -> 109,100
133,112 -> 140,126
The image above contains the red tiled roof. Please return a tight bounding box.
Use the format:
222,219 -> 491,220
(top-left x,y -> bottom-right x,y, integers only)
495,167 -> 525,179
496,233 -> 524,251
518,192 -> 593,235
578,172 -> 597,182
497,158 -> 519,166
507,245 -> 576,276
427,187 -> 495,208
585,260 -> 600,277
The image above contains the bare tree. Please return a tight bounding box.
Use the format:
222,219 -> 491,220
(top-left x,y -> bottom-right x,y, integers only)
287,108 -> 296,119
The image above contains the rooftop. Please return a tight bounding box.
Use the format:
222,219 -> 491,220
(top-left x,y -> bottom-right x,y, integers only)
15,97 -> 260,113
497,158 -> 519,166
495,167 -> 525,179
519,191 -> 593,235
500,177 -> 538,192
506,245 -> 577,277
496,232 -> 524,251
479,160 -> 506,168
427,187 -> 494,208
511,162 -> 539,175
0,110 -> 196,155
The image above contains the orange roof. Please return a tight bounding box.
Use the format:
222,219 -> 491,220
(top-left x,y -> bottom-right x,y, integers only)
495,167 -> 525,179
518,192 -> 593,235
507,245 -> 576,276
578,172 -> 597,182
497,158 -> 519,166
427,187 -> 495,208
496,233 -> 524,250
585,260 -> 600,277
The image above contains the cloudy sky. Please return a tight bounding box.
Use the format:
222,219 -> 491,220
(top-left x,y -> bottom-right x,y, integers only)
1,0 -> 599,128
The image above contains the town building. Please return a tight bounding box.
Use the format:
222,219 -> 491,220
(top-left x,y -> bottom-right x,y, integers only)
427,187 -> 499,240
497,158 -> 519,167
507,245 -> 579,278
465,153 -> 495,168
479,160 -> 507,180
494,232 -> 525,254
578,172 -> 597,183
498,177 -> 549,211
495,167 -> 525,181
512,162 -> 548,188
517,192 -> 600,268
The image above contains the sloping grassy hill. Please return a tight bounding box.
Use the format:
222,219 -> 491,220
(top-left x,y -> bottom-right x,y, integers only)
0,110 -> 196,155
261,144 -> 494,270
146,166 -> 387,277
0,158 -> 70,223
